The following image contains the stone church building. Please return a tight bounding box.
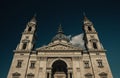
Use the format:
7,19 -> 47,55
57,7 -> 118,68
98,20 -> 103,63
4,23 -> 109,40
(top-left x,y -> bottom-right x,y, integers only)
7,15 -> 113,78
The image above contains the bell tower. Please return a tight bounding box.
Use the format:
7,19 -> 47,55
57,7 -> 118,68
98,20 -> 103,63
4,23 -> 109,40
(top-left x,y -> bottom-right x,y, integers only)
16,15 -> 37,51
83,14 -> 113,78
7,15 -> 37,78
83,15 -> 104,51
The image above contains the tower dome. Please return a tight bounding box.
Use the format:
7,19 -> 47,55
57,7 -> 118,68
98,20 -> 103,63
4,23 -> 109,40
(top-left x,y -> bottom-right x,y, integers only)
52,24 -> 69,42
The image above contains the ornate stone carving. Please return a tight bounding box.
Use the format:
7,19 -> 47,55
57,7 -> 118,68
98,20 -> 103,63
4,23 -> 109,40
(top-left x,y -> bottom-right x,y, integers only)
36,41 -> 82,51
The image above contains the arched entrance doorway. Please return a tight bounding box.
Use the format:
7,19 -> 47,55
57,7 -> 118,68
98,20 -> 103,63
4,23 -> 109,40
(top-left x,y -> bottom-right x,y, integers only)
52,60 -> 67,78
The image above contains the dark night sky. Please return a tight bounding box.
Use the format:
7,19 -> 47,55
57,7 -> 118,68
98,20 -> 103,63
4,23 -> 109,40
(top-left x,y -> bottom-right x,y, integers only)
0,0 -> 120,78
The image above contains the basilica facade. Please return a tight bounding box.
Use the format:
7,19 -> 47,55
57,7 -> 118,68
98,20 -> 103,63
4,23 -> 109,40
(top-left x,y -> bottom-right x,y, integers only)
7,15 -> 113,78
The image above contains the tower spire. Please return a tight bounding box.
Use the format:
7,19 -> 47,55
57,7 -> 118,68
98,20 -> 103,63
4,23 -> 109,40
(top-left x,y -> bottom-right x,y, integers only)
83,13 -> 92,24
83,12 -> 86,17
30,14 -> 37,23
58,24 -> 63,33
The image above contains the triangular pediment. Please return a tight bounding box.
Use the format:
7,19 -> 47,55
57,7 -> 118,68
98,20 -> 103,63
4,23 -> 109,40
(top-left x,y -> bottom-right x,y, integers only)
36,42 -> 82,51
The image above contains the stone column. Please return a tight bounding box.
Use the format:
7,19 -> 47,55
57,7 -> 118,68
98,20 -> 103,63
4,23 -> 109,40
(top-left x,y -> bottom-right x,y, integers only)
67,67 -> 72,78
47,67 -> 52,78
68,72 -> 70,78
49,72 -> 51,78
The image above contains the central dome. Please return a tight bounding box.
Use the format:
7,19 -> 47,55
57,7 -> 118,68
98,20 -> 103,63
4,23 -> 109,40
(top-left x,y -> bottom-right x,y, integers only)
52,33 -> 69,42
52,25 -> 70,42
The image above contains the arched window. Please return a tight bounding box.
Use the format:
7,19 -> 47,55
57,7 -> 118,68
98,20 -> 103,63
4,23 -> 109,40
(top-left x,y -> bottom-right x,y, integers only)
88,26 -> 92,31
93,42 -> 97,49
22,43 -> 27,49
52,60 -> 67,78
28,27 -> 32,31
